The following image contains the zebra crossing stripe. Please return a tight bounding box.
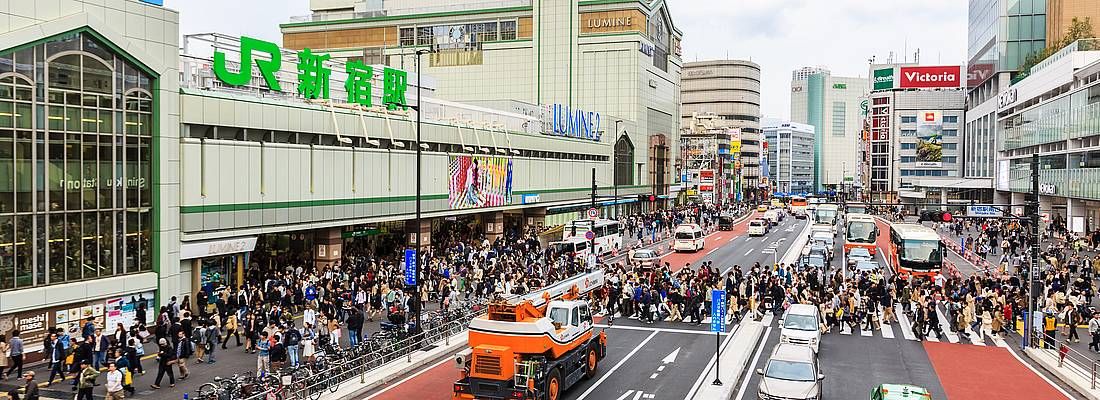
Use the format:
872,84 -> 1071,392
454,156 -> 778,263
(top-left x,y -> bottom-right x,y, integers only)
880,319 -> 895,339
965,326 -> 986,346
896,305 -> 917,341
934,307 -> 960,343
860,327 -> 873,337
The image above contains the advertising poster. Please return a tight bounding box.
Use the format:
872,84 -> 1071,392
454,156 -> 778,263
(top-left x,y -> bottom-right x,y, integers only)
448,156 -> 513,209
873,68 -> 894,90
915,110 -> 943,167
728,128 -> 742,154
699,169 -> 715,183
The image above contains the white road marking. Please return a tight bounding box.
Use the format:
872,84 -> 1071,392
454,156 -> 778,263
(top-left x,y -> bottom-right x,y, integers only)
935,308 -> 960,343
880,319 -> 895,339
896,306 -> 917,341
706,247 -> 720,255
649,373 -> 659,379
658,365 -> 665,372
614,391 -> 636,400
860,327 -> 873,337
594,324 -> 726,336
684,324 -> 742,400
632,391 -> 644,400
662,348 -> 680,364
744,249 -> 753,256
733,326 -> 773,400
1003,339 -> 1078,399
964,326 -> 986,346
576,330 -> 659,400
364,357 -> 452,399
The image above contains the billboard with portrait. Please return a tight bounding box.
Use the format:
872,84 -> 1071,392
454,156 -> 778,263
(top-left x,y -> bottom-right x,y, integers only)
448,156 -> 513,209
916,110 -> 943,167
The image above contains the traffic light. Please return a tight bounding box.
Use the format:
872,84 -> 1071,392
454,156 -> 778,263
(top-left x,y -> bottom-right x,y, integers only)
918,210 -> 953,222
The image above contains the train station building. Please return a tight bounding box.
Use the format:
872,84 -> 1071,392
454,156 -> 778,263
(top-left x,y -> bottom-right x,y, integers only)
0,0 -> 683,353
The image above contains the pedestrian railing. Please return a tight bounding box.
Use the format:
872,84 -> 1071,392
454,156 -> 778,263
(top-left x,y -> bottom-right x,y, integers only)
196,304 -> 486,400
1027,328 -> 1100,390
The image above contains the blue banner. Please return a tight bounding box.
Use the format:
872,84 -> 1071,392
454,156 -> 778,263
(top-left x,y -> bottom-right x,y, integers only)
711,289 -> 727,333
404,249 -> 417,286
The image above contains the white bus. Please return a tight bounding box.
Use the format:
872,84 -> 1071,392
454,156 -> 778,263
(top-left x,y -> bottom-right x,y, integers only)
812,204 -> 840,235
563,219 -> 623,255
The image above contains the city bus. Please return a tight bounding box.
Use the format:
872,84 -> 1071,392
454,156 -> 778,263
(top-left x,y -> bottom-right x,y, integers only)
813,203 -> 840,234
844,213 -> 879,255
845,201 -> 868,215
790,196 -> 809,219
886,223 -> 944,279
563,219 -> 622,255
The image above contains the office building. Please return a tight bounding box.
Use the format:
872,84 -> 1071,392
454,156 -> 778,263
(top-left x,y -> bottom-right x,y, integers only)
763,121 -> 815,195
790,68 -> 867,192
681,60 -> 763,201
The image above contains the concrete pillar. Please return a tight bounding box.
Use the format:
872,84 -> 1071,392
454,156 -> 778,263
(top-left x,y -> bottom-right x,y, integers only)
940,188 -> 948,211
313,227 -> 344,270
190,259 -> 200,297
483,212 -> 505,242
404,219 -> 432,250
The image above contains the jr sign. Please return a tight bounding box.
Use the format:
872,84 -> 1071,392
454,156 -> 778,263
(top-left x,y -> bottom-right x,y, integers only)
213,36 -> 409,108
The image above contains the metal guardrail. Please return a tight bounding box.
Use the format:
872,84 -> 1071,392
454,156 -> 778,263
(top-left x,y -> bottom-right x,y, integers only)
1028,328 -> 1100,390
195,303 -> 486,400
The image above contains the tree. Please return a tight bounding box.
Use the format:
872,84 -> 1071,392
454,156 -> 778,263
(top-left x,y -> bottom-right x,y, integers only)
1019,17 -> 1094,75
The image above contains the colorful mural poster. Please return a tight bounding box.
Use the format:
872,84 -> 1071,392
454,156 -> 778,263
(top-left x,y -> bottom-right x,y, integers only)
448,156 -> 513,209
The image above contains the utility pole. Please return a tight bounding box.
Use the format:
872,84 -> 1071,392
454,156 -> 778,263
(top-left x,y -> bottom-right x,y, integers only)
1024,153 -> 1040,349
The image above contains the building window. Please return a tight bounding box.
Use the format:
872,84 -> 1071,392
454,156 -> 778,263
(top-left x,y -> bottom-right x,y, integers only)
901,143 -> 916,150
0,30 -> 155,291
943,143 -> 957,150
943,115 -> 959,123
500,20 -> 517,40
399,27 -> 415,46
943,156 -> 958,163
831,101 -> 846,136
901,116 -> 917,123
901,156 -> 916,163
943,129 -> 958,136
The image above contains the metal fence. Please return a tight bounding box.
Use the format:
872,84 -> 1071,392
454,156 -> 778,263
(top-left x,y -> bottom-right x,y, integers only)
1027,328 -> 1100,390
195,304 -> 486,400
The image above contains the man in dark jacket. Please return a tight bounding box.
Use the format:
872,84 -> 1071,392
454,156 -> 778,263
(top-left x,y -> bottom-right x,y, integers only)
346,308 -> 364,347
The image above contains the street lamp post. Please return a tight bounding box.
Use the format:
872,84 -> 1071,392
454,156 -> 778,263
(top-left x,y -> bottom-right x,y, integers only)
613,120 -> 623,218
387,48 -> 432,335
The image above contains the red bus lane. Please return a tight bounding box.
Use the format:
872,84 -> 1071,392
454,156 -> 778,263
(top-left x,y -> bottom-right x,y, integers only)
367,358 -> 456,400
661,211 -> 757,272
924,342 -> 1071,400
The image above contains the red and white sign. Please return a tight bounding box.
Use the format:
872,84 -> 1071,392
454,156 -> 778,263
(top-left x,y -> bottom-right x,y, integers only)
587,208 -> 598,219
699,184 -> 714,192
699,169 -> 715,183
899,65 -> 961,88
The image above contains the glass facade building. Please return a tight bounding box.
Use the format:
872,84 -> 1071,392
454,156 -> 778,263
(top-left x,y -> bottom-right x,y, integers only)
0,31 -> 156,291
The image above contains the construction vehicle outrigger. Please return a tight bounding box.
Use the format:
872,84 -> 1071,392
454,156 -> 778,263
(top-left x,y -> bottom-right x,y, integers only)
452,271 -> 606,400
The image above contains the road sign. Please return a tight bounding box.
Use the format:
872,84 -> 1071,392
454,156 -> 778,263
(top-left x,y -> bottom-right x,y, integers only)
404,249 -> 417,286
587,208 -> 599,219
711,290 -> 727,333
585,230 -> 596,240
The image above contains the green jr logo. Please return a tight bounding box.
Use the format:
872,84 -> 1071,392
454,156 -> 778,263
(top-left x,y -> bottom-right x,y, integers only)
213,36 -> 283,91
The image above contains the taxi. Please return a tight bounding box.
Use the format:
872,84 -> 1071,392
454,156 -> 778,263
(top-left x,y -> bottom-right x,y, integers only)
757,204 -> 769,212
870,384 -> 932,400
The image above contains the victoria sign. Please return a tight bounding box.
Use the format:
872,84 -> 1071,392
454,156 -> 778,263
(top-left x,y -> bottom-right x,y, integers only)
898,66 -> 961,89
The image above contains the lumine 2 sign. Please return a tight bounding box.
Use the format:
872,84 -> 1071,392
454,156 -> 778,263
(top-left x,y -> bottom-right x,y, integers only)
213,36 -> 410,109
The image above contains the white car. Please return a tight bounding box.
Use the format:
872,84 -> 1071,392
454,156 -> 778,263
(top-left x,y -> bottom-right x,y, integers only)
780,303 -> 822,354
673,224 -> 705,252
764,210 -> 781,226
748,219 -> 769,236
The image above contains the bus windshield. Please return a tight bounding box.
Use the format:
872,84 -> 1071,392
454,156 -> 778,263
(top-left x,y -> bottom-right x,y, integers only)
846,221 -> 877,243
814,209 -> 837,225
900,239 -> 942,263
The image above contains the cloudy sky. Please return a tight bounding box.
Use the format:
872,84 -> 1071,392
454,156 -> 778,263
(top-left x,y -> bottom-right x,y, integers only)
165,0 -> 968,119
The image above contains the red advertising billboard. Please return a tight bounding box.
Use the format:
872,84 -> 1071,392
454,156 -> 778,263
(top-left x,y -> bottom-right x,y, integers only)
699,169 -> 715,183
898,66 -> 962,88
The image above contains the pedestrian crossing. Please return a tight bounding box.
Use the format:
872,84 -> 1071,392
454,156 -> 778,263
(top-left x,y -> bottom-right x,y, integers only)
826,303 -> 1009,347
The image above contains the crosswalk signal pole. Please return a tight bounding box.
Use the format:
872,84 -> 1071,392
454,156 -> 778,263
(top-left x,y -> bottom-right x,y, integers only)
1025,153 -> 1040,350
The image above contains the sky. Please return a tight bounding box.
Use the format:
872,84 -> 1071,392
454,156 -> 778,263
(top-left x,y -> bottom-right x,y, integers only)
165,0 -> 968,119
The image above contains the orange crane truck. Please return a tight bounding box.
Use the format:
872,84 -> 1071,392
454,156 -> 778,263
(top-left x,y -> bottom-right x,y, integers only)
452,270 -> 606,400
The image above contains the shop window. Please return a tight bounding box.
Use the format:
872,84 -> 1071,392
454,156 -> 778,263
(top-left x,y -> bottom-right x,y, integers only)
500,20 -> 517,40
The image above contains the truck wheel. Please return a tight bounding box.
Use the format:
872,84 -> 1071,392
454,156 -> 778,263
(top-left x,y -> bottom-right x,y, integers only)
547,368 -> 562,400
585,347 -> 599,379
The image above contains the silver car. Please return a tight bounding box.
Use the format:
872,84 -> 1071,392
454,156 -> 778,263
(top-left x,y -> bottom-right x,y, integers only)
629,248 -> 661,268
757,344 -> 824,400
846,247 -> 872,267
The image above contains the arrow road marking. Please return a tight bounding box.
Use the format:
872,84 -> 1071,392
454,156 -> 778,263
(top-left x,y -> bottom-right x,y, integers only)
576,331 -> 658,400
662,347 -> 680,364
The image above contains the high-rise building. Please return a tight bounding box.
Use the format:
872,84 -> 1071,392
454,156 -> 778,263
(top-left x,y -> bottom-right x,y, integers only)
865,63 -> 971,204
790,68 -> 867,192
281,0 -> 684,202
965,0 -> 1047,180
681,60 -> 763,201
762,120 -> 815,195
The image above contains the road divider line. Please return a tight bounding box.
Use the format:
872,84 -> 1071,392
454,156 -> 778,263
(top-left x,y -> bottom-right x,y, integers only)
683,324 -> 743,400
614,390 -> 635,400
594,324 -> 728,335
744,249 -> 753,256
732,326 -> 773,400
364,356 -> 453,400
576,330 -> 659,400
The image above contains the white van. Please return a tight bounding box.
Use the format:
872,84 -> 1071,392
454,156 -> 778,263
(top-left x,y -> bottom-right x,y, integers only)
780,303 -> 822,353
748,219 -> 769,237
763,210 -> 780,226
549,237 -> 591,259
673,224 -> 705,252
